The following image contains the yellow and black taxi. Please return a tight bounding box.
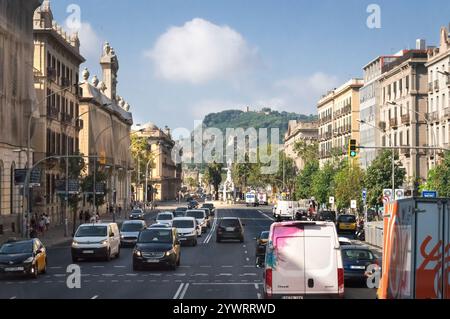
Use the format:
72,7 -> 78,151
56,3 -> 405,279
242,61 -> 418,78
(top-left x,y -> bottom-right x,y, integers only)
255,231 -> 270,266
0,238 -> 47,278
336,214 -> 357,234
133,227 -> 181,271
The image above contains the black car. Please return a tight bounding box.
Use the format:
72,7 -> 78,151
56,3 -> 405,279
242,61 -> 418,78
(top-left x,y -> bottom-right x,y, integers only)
129,209 -> 145,220
199,208 -> 212,228
201,203 -> 215,216
216,217 -> 244,243
173,207 -> 188,218
0,239 -> 47,278
188,200 -> 199,209
341,245 -> 379,284
255,231 -> 269,266
133,227 -> 181,271
317,210 -> 337,223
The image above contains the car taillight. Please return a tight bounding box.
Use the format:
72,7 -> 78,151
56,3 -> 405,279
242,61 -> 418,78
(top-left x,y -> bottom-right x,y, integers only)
265,269 -> 272,297
338,268 -> 344,297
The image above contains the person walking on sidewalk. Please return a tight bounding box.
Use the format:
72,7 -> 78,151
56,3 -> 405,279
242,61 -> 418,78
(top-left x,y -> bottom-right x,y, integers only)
44,214 -> 50,231
118,205 -> 122,218
38,215 -> 45,234
84,210 -> 90,223
79,211 -> 84,225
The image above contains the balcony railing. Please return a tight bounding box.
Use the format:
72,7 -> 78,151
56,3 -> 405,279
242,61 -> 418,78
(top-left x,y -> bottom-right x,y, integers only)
434,79 -> 440,91
428,82 -> 433,92
390,118 -> 398,128
47,107 -> 59,120
61,113 -> 73,125
429,111 -> 439,123
379,121 -> 386,131
401,114 -> 410,125
444,108 -> 450,118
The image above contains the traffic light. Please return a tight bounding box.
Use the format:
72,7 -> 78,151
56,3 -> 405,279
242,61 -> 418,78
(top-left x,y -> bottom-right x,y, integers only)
349,139 -> 357,158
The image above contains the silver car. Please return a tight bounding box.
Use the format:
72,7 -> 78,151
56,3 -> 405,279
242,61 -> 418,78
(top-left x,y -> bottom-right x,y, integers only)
120,220 -> 146,247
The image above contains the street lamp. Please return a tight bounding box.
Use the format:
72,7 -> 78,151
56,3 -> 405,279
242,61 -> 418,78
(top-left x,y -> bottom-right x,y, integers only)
358,119 -> 396,201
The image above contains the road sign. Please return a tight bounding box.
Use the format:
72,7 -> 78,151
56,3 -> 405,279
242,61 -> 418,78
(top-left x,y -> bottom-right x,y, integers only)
329,197 -> 335,204
55,179 -> 80,195
422,190 -> 438,198
351,200 -> 357,209
383,189 -> 393,200
14,169 -> 41,186
395,189 -> 405,200
362,189 -> 367,201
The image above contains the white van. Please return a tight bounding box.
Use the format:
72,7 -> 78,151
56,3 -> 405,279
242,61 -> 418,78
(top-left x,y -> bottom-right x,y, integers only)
71,223 -> 121,262
172,217 -> 201,246
264,221 -> 344,299
246,192 -> 258,207
273,201 -> 298,221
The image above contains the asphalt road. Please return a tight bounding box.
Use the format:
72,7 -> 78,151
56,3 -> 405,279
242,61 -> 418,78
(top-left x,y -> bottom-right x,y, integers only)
0,206 -> 376,299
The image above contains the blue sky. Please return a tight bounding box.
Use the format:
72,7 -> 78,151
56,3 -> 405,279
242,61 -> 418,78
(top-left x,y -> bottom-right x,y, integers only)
49,0 -> 450,130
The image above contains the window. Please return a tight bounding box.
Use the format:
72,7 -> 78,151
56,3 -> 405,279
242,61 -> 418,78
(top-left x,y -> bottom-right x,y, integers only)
0,161 -> 3,213
11,44 -> 18,97
0,35 -> 4,94
407,130 -> 410,146
406,76 -> 410,91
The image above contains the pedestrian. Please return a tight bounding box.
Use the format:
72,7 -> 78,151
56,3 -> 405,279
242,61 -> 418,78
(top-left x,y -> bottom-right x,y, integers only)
79,210 -> 84,225
38,216 -> 45,234
84,210 -> 90,223
45,214 -> 50,231
118,205 -> 122,217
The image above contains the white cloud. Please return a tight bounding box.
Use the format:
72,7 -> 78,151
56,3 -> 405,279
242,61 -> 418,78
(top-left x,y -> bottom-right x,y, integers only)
147,18 -> 258,84
65,19 -> 103,60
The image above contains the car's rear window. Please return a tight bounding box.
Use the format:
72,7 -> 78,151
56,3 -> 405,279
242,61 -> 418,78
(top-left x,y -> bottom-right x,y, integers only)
158,214 -> 173,220
338,215 -> 356,223
220,219 -> 240,227
343,249 -> 374,260
173,220 -> 195,228
186,211 -> 204,219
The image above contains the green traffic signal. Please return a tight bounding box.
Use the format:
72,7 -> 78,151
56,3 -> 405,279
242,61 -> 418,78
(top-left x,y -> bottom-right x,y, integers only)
349,139 -> 357,158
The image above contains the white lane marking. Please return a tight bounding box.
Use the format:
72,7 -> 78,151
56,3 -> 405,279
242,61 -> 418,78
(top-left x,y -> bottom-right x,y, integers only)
191,273 -> 209,277
91,295 -> 98,299
243,265 -> 254,268
92,266 -> 105,268
221,266 -> 233,268
258,210 -> 275,221
174,273 -> 186,277
126,273 -> 138,276
179,283 -> 190,299
149,273 -> 162,276
246,257 -> 250,262
114,266 -> 126,268
173,283 -> 185,299
49,266 -> 63,269
257,293 -> 262,299
244,251 -> 248,254
254,283 -> 259,289
243,245 -> 246,248
200,265 -> 212,268
9,296 -> 16,300
53,274 -> 65,277
203,216 -> 218,244
240,273 -> 257,277
192,282 -> 263,286
102,274 -> 115,277
216,273 -> 232,277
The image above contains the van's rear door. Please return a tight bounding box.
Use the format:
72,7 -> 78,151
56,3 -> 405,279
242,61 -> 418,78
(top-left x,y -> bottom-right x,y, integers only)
304,225 -> 339,295
272,232 -> 305,296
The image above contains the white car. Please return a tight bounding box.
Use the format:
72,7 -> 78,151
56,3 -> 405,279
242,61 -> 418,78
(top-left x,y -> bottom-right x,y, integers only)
71,223 -> 121,262
156,212 -> 174,227
186,210 -> 208,233
264,221 -> 344,299
338,237 -> 353,246
120,220 -> 146,247
273,201 -> 298,221
172,217 -> 201,246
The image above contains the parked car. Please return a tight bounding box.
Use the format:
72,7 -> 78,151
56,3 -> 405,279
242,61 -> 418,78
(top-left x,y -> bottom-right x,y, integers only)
71,223 -> 121,262
186,210 -> 208,233
120,220 -> 146,247
156,212 -> 174,227
264,221 -> 344,299
317,210 -> 337,223
173,207 -> 188,218
341,245 -> 379,284
0,239 -> 47,278
172,217 -> 201,246
255,231 -> 270,267
129,209 -> 145,220
216,217 -> 245,243
201,203 -> 215,216
133,227 -> 181,270
336,214 -> 357,234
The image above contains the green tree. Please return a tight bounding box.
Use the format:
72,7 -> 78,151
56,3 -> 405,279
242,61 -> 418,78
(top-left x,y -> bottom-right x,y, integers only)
205,162 -> 223,200
421,152 -> 450,196
295,160 -> 319,200
294,141 -> 319,163
311,162 -> 336,207
365,150 -> 406,207
186,177 -> 197,190
81,170 -> 109,210
130,135 -> 155,185
334,160 -> 365,212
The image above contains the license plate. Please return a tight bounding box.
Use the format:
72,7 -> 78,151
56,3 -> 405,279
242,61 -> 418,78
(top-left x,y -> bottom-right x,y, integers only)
226,227 -> 235,232
179,238 -> 187,241
83,250 -> 94,254
5,267 -> 24,272
350,265 -> 366,270
146,259 -> 159,263
282,296 -> 304,300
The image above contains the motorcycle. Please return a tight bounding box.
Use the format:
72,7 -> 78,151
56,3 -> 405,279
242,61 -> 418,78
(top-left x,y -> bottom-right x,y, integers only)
355,224 -> 365,241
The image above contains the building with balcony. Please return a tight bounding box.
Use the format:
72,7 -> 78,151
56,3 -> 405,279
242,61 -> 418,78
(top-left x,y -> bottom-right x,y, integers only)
359,55 -> 400,169
78,43 -> 134,215
317,79 -> 364,167
426,25 -> 450,168
284,120 -> 318,171
379,44 -> 429,189
0,0 -> 43,237
31,0 -> 85,225
132,123 -> 182,202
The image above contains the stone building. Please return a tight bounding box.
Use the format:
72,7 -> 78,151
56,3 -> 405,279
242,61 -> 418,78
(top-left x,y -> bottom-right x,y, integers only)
379,47 -> 429,189
133,123 -> 182,202
426,26 -> 450,168
284,121 -> 318,171
78,42 -> 133,215
317,79 -> 364,167
31,0 -> 85,225
0,0 -> 43,237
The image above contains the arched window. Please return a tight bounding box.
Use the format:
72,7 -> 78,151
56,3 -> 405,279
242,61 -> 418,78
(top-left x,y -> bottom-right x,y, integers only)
10,162 -> 15,215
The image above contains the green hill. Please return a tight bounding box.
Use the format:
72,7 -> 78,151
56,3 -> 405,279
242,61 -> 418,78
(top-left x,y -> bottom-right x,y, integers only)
203,108 -> 316,141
